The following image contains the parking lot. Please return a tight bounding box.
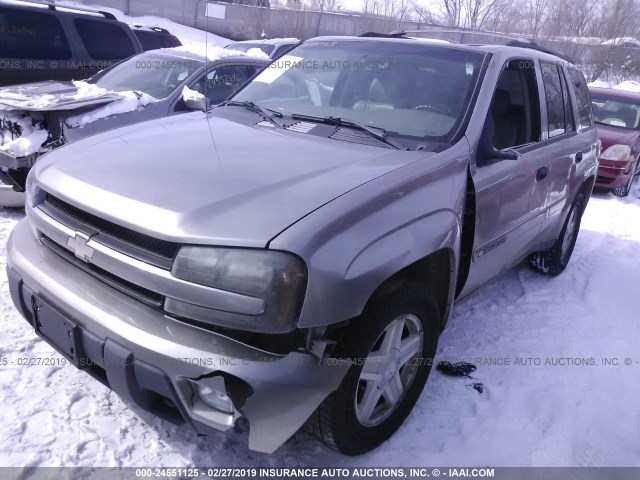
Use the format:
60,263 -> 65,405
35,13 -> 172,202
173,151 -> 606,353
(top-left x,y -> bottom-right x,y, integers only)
1,183 -> 638,467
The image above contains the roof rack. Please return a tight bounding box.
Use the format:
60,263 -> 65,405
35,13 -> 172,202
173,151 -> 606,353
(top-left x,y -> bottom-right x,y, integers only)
131,24 -> 171,34
2,0 -> 117,20
388,28 -> 575,63
358,31 -> 407,39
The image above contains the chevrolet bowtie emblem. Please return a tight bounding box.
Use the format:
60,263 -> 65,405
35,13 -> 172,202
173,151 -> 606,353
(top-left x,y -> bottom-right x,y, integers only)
66,232 -> 95,263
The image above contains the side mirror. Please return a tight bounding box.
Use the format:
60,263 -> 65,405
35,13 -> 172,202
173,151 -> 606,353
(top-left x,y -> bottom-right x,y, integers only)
184,96 -> 209,111
477,113 -> 518,165
484,148 -> 518,161
182,86 -> 210,111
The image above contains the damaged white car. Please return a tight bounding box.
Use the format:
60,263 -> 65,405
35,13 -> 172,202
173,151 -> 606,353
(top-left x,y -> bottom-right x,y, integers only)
0,48 -> 268,207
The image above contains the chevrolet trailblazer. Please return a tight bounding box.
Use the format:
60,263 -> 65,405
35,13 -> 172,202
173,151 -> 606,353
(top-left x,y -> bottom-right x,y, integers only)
7,35 -> 598,455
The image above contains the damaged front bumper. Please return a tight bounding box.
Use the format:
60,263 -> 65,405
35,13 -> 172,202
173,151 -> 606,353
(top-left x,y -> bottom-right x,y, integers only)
7,219 -> 349,453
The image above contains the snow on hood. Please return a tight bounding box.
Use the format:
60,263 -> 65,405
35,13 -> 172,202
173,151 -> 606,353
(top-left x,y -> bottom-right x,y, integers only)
64,82 -> 156,128
0,81 -> 157,157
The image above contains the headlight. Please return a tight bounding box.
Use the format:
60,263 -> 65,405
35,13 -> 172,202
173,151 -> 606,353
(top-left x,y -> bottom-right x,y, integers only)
600,144 -> 631,163
25,169 -> 41,208
167,247 -> 307,333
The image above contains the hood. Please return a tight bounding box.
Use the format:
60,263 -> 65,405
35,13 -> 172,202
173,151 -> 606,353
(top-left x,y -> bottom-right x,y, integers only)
0,80 -> 123,112
35,114 -> 434,247
595,123 -> 640,152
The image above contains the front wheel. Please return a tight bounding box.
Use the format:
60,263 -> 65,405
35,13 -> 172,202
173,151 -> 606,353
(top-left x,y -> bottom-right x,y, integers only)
309,283 -> 440,455
528,193 -> 584,276
612,173 -> 634,197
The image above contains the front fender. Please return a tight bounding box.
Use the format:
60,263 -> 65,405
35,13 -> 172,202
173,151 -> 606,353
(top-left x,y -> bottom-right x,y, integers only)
271,139 -> 471,328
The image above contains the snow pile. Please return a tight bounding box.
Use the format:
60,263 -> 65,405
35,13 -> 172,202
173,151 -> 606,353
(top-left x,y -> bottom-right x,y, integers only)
64,82 -> 156,128
614,80 -> 640,93
0,113 -> 48,157
245,48 -> 270,59
59,1 -> 230,52
588,79 -> 612,88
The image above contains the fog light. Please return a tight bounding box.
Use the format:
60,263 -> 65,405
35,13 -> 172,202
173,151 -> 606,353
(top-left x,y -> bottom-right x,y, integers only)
196,384 -> 235,414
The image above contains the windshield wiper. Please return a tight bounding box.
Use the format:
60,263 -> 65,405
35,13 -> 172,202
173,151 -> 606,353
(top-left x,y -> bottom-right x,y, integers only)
220,100 -> 284,127
290,113 -> 407,150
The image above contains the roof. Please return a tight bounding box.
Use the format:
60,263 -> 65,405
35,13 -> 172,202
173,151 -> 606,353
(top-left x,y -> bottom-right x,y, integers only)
589,86 -> 640,101
0,0 -> 118,20
229,38 -> 299,46
304,35 -> 573,64
129,24 -> 173,35
155,47 -> 270,65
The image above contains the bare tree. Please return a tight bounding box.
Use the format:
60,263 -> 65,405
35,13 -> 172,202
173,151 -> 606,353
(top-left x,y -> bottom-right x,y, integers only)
463,0 -> 508,30
412,2 -> 434,26
522,0 -> 547,39
437,0 -> 463,26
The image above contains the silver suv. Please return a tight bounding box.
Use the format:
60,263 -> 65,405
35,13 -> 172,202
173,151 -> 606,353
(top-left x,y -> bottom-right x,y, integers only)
7,36 -> 599,455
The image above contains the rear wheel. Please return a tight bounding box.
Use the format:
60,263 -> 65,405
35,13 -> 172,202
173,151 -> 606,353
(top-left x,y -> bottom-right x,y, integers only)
309,283 -> 440,455
528,193 -> 584,276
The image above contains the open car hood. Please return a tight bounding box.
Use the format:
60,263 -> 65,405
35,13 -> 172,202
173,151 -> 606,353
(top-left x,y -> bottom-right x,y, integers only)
0,80 -> 124,112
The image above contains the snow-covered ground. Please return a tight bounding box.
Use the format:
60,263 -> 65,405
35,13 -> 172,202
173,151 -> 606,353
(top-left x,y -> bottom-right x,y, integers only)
1,180 -> 639,467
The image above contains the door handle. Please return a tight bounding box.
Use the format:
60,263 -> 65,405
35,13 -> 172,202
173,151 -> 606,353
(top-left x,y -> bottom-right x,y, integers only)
536,166 -> 548,182
575,151 -> 583,163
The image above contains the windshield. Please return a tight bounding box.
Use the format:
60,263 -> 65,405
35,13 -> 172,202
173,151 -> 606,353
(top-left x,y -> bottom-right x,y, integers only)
231,40 -> 487,146
91,52 -> 203,99
591,94 -> 640,129
226,43 -> 275,55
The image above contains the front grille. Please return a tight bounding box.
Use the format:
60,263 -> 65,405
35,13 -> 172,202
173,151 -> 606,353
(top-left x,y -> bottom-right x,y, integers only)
41,192 -> 180,269
41,234 -> 164,308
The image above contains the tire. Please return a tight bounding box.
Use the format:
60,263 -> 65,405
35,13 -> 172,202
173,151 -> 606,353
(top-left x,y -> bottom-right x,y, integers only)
612,173 -> 633,197
309,282 -> 440,455
528,193 -> 584,276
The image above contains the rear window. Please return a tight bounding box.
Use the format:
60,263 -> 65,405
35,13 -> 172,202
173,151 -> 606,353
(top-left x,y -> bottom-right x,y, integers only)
134,30 -> 182,51
74,19 -> 136,60
568,68 -> 594,130
0,7 -> 71,60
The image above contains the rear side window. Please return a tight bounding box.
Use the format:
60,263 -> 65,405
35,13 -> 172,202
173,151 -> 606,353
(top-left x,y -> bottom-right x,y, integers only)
0,7 -> 71,59
568,68 -> 594,130
540,61 -> 567,137
74,19 -> 136,60
134,31 -> 182,51
134,30 -> 162,51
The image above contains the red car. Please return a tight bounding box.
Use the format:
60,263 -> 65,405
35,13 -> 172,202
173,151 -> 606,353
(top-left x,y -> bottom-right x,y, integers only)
589,86 -> 640,197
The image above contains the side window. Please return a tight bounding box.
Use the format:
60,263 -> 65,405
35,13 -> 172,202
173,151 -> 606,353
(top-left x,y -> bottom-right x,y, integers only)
540,61 -> 567,138
0,8 -> 71,60
568,68 -> 594,130
133,31 -> 162,51
193,65 -> 259,105
74,19 -> 136,60
489,59 -> 542,151
560,69 -> 575,133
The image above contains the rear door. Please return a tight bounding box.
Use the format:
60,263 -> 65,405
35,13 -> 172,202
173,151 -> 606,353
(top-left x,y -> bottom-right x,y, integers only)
537,61 -> 598,244
463,57 -> 553,294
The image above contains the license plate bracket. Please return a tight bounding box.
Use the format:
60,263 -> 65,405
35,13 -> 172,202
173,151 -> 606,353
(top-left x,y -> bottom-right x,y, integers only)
33,296 -> 86,368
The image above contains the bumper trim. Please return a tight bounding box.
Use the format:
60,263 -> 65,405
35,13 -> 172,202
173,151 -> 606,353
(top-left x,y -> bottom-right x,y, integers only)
7,218 -> 350,453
